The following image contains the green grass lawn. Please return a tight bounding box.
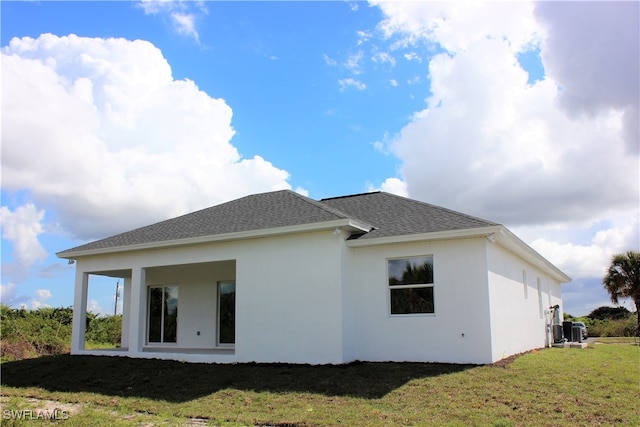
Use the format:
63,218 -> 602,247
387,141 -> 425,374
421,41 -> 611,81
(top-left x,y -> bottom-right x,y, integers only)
1,344 -> 638,426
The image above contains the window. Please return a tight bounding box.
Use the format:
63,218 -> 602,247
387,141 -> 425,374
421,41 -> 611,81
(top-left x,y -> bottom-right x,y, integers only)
388,256 -> 434,315
537,277 -> 543,319
522,270 -> 528,299
148,286 -> 178,344
218,281 -> 236,345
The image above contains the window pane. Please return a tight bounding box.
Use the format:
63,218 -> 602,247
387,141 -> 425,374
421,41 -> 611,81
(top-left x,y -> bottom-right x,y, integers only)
388,256 -> 433,285
164,286 -> 178,343
148,287 -> 163,343
219,282 -> 236,344
390,287 -> 434,314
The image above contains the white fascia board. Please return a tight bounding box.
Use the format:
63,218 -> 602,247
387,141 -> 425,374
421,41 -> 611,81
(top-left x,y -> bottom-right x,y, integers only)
345,226 -> 504,248
58,218 -> 372,259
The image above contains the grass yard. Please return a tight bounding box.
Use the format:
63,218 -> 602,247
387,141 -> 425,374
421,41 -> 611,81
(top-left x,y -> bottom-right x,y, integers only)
1,343 -> 638,426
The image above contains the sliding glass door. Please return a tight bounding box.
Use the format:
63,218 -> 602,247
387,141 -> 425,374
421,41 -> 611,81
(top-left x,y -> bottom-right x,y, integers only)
148,286 -> 178,344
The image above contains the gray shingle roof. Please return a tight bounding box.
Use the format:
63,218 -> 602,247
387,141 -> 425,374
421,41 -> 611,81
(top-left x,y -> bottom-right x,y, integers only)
57,190 -> 499,257
321,192 -> 499,240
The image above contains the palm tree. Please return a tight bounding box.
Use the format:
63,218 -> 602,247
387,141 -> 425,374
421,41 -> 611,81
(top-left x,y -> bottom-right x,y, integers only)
603,251 -> 640,336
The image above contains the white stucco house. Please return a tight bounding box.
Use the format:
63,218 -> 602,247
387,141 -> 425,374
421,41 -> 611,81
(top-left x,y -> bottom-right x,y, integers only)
57,190 -> 570,365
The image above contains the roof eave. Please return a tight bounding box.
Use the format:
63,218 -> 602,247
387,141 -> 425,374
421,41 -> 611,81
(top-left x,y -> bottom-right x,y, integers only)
345,225 -> 504,247
57,218 -> 372,259
493,227 -> 571,283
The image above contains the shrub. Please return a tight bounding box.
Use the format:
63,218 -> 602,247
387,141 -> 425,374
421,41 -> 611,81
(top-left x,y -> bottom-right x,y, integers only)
587,313 -> 638,337
85,315 -> 122,345
0,305 -> 123,360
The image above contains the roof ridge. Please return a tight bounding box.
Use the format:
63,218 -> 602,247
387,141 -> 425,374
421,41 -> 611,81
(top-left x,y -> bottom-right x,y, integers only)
285,189 -> 353,220
320,191 -> 380,202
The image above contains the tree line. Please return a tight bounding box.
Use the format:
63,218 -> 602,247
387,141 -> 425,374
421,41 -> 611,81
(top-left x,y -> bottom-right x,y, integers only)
565,306 -> 637,337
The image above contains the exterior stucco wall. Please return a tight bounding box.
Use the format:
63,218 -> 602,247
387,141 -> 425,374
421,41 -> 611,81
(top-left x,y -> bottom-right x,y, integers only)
234,230 -> 345,364
72,229 -> 345,364
345,237 -> 494,364
486,242 -> 563,362
340,234 -> 358,363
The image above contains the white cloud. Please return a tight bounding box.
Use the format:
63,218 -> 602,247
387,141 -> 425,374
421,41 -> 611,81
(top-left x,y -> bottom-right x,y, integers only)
393,41 -> 636,227
372,51 -> 396,66
344,50 -> 364,75
403,52 -> 421,62
138,0 -> 173,15
171,12 -> 198,41
369,2 -> 638,228
138,0 -> 206,42
36,289 -> 52,300
372,1 -> 541,54
524,214 -> 640,280
369,1 -> 639,314
1,285 -> 54,310
1,34 -> 293,241
0,204 -> 48,272
0,283 -> 35,308
31,289 -> 53,309
87,299 -> 105,315
294,187 -> 310,197
0,283 -> 16,300
367,177 -> 408,197
338,78 -> 366,92
323,53 -> 337,67
406,75 -> 420,85
357,30 -> 372,45
380,178 -> 408,197
1,283 -> 18,305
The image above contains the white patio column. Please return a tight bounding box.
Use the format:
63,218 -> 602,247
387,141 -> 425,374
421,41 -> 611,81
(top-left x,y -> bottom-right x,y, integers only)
127,267 -> 147,353
121,277 -> 132,348
71,270 -> 88,354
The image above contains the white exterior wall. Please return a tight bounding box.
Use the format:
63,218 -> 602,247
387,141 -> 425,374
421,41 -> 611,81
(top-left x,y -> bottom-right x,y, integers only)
486,242 -> 564,362
235,230 -> 344,364
71,229 -> 345,364
345,237 -> 494,364
340,233 -> 358,363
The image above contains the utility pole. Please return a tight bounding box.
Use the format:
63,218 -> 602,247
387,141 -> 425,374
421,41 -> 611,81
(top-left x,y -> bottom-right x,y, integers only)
114,280 -> 120,317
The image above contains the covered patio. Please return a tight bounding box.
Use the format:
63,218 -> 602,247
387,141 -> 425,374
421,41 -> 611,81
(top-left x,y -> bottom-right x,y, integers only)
71,260 -> 237,362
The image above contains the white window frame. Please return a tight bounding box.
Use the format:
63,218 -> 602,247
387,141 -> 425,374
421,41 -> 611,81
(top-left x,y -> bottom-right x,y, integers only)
387,255 -> 435,316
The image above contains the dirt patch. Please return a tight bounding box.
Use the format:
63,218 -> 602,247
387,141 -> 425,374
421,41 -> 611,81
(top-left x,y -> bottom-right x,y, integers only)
491,349 -> 540,368
1,340 -> 70,361
25,398 -> 83,415
1,341 -> 38,361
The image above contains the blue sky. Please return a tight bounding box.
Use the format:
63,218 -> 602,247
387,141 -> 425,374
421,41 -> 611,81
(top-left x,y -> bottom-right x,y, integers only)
1,1 -> 638,317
